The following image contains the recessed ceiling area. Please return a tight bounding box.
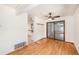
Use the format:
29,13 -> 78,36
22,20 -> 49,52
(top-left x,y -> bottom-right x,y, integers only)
3,4 -> 79,18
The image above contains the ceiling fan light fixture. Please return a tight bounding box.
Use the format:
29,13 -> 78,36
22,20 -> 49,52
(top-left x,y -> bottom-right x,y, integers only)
48,18 -> 52,20
44,12 -> 60,20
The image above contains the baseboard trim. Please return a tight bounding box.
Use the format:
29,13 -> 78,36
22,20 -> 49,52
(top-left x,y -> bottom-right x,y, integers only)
7,45 -> 27,55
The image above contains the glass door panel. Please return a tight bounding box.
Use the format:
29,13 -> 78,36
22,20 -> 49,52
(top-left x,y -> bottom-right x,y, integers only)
54,21 -> 64,40
47,23 -> 54,38
55,34 -> 64,40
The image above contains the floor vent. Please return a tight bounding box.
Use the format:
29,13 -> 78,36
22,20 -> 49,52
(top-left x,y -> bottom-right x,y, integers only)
15,42 -> 26,49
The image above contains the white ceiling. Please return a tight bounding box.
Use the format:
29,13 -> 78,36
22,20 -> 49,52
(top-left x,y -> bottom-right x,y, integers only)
3,4 -> 78,18
29,4 -> 78,18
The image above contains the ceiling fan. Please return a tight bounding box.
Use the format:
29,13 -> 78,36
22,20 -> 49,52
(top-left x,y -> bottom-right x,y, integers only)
44,12 -> 60,20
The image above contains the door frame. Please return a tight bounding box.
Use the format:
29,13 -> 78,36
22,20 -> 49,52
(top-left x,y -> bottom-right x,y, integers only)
46,20 -> 65,41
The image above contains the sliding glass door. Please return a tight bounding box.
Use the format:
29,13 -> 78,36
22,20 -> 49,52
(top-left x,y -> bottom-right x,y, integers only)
47,23 -> 54,39
54,21 -> 65,41
47,21 -> 65,41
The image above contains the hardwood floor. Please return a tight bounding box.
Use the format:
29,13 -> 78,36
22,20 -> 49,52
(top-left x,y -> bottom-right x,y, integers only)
8,38 -> 78,55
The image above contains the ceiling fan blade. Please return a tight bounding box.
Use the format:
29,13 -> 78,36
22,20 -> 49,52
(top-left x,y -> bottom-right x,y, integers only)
53,16 -> 60,18
51,16 -> 60,20
48,15 -> 52,18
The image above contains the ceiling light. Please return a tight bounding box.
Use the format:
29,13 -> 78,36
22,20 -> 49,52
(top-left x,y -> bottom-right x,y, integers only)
48,18 -> 52,20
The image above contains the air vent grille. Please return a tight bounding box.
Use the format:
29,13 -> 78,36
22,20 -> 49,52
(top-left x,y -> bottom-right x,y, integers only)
15,42 -> 26,49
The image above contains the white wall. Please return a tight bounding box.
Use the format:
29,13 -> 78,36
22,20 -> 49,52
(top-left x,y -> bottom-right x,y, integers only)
16,13 -> 28,45
62,16 -> 75,42
73,6 -> 79,52
0,5 -> 28,54
32,17 -> 46,42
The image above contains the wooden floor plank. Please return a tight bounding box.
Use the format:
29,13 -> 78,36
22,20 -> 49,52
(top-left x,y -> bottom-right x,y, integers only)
8,38 -> 78,55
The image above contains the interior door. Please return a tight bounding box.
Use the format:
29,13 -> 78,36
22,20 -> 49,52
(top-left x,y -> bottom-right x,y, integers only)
54,21 -> 65,41
47,23 -> 54,39
47,21 -> 65,41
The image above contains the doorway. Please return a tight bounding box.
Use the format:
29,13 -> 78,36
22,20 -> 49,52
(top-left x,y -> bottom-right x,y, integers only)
47,21 -> 65,41
28,16 -> 34,44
